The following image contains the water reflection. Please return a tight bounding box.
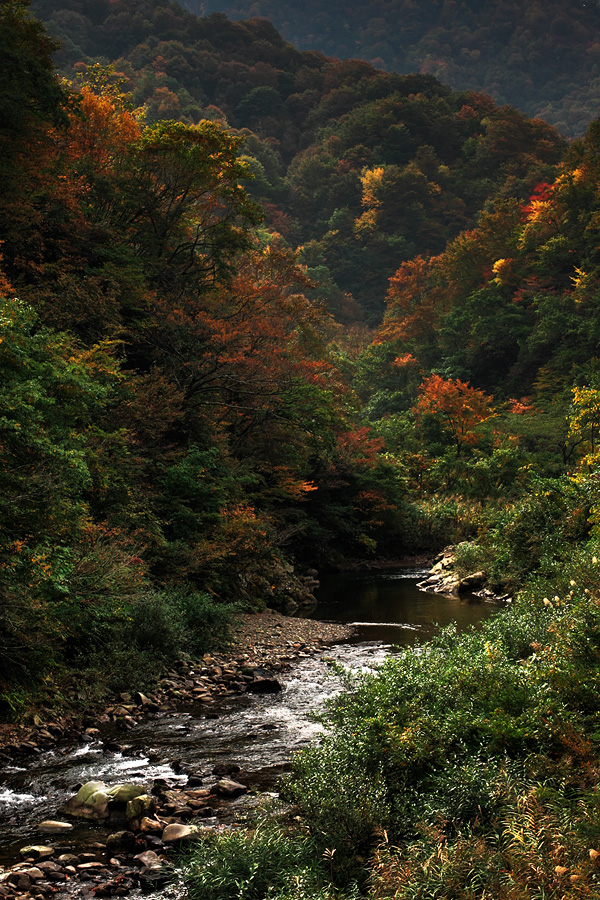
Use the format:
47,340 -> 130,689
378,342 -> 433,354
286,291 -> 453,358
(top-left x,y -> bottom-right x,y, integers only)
314,568 -> 497,644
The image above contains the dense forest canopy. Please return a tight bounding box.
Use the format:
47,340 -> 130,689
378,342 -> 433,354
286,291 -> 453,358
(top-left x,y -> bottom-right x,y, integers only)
184,0 -> 600,138
0,0 -> 416,711
4,0 -> 600,713
31,0 -> 567,322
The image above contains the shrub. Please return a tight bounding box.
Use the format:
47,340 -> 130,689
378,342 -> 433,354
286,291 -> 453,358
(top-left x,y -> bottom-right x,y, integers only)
286,582 -> 600,873
181,812 -> 350,900
127,586 -> 234,659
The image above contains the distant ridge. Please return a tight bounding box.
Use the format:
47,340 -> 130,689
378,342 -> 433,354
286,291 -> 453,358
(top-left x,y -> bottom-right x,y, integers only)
183,0 -> 600,136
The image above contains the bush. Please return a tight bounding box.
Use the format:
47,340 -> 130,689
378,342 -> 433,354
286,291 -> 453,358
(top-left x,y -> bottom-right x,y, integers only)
286,581 -> 600,872
127,586 -> 234,659
181,812 -> 351,900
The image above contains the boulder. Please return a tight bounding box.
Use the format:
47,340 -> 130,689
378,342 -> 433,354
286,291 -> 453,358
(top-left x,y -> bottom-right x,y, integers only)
21,867 -> 44,880
458,571 -> 486,592
61,781 -> 111,819
106,831 -> 137,855
107,783 -> 146,804
210,779 -> 248,799
161,823 -> 198,843
61,781 -> 146,820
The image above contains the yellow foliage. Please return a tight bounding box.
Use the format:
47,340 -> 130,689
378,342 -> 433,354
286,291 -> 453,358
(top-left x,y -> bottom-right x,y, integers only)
359,166 -> 385,208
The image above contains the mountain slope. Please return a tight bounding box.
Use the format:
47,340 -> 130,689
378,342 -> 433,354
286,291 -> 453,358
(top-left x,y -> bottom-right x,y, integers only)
184,0 -> 600,137
31,0 -> 566,321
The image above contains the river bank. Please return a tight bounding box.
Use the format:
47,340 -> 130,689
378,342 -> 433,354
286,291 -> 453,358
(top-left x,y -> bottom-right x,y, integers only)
0,611 -> 358,899
0,610 -> 354,759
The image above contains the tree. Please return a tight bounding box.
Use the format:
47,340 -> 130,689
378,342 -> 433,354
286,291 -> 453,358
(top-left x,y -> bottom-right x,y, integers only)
0,296 -> 127,687
567,386 -> 600,470
414,374 -> 496,456
112,119 -> 262,294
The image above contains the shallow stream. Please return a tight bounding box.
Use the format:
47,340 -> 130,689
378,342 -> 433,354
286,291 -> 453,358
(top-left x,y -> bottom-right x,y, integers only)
0,568 -> 498,866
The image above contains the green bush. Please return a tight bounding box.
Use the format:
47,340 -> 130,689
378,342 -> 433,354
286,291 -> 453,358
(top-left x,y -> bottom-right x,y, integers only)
286,581 -> 600,871
480,474 -> 590,590
127,586 -> 234,659
181,813 -> 351,900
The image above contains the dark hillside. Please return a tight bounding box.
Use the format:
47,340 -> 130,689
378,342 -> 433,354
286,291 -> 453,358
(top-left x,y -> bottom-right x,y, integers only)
32,0 -> 566,321
185,0 -> 600,137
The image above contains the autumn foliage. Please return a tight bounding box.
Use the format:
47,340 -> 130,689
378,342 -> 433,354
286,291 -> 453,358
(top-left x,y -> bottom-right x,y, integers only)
414,375 -> 496,456
0,5 -> 409,708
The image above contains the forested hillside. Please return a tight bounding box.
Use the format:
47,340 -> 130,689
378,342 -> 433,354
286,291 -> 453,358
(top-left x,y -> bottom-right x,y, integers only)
0,0 -> 414,714
32,0 -> 566,321
4,0 -> 600,731
185,0 -> 600,137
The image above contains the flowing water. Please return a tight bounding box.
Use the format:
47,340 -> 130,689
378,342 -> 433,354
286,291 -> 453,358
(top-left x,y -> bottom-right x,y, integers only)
0,569 -> 499,865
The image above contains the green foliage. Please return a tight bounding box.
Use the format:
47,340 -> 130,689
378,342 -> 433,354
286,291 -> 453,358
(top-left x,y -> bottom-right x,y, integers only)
28,0 -> 565,322
127,586 -> 234,659
285,566 -> 600,889
192,0 -> 600,138
0,297 -> 120,688
480,474 -> 590,590
182,812 -> 347,900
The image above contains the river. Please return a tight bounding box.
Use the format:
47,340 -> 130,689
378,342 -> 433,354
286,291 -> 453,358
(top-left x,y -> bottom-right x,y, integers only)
0,568 -> 498,867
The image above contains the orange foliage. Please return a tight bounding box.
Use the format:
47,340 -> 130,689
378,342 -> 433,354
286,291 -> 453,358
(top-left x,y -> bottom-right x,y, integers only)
414,374 -> 496,455
62,82 -> 142,175
381,254 -> 442,343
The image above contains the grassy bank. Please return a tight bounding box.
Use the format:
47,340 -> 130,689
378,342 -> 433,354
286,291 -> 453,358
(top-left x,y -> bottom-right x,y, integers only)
0,586 -> 235,722
182,546 -> 600,899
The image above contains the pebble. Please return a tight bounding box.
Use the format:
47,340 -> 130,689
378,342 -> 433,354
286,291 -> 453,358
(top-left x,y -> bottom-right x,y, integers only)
37,820 -> 73,834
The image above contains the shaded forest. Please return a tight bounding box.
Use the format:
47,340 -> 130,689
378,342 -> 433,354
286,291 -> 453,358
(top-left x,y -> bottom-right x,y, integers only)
185,0 -> 600,137
31,0 -> 566,321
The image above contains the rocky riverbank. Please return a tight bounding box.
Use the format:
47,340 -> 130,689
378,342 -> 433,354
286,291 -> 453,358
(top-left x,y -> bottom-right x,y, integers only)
416,546 -> 511,603
0,611 -> 355,899
0,611 -> 353,758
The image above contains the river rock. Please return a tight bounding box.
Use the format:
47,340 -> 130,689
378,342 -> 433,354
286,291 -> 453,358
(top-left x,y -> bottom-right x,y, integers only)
19,846 -> 54,860
126,794 -> 156,824
161,823 -> 198,843
139,816 -> 163,834
106,831 -> 137,855
107,784 -> 146,804
211,762 -> 240,776
37,820 -> 74,834
186,774 -> 204,787
247,677 -> 282,694
133,692 -> 152,707
133,850 -> 162,869
8,872 -> 32,891
61,780 -> 111,819
458,571 -> 486,591
21,867 -> 44,880
61,780 -> 147,821
210,778 -> 248,799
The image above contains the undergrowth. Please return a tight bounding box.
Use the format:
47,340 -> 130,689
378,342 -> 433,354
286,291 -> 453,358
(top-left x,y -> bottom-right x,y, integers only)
182,544 -> 600,899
